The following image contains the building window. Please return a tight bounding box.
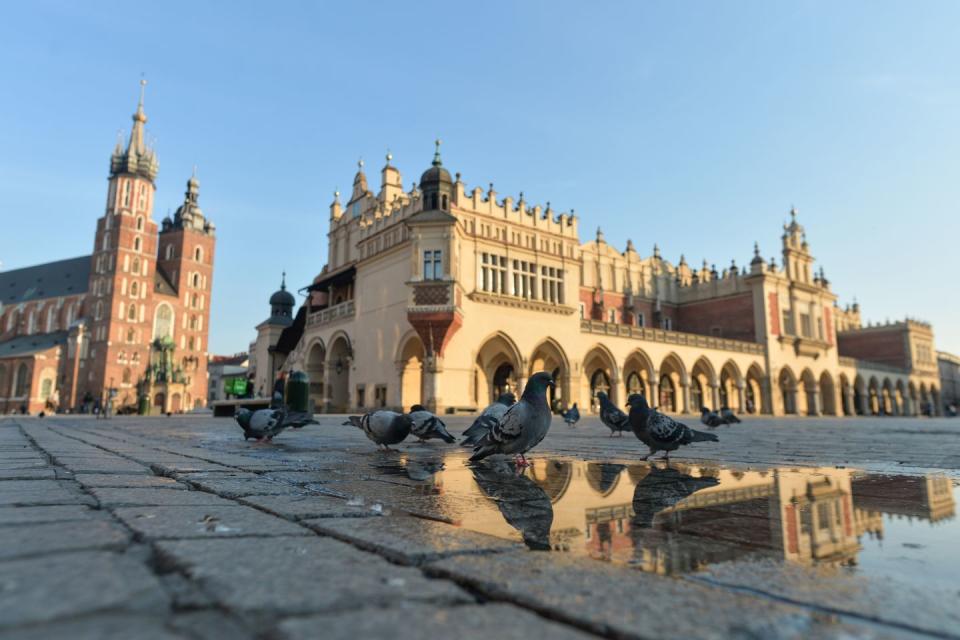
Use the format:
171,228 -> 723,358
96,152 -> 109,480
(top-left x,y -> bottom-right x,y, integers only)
194,247 -> 203,262
128,303 -> 137,322
14,363 -> 29,398
102,234 -> 111,251
608,309 -> 617,323
480,253 -> 507,294
374,384 -> 388,408
661,317 -> 672,331
122,368 -> 131,384
130,281 -> 139,297
512,259 -> 537,299
46,307 -> 56,332
540,266 -> 564,304
153,304 -> 174,340
799,313 -> 812,338
579,303 -> 586,319
356,384 -> 366,408
635,312 -> 645,327
165,245 -> 174,260
134,237 -> 142,253
136,216 -> 144,231
122,181 -> 131,207
95,301 -> 104,321
423,250 -> 442,280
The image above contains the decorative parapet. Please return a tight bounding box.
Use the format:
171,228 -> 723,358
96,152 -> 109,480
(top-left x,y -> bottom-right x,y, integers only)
468,291 -> 576,316
306,300 -> 355,328
579,319 -> 766,355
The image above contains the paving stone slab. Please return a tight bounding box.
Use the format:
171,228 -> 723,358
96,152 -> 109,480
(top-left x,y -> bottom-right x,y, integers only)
154,536 -> 471,617
0,551 -> 169,628
0,479 -> 90,506
112,505 -> 311,539
0,505 -> 97,526
426,552 -> 890,640
73,473 -> 184,488
260,470 -> 344,485
697,559 -> 960,638
167,610 -> 255,640
149,459 -> 235,474
88,487 -> 235,507
51,458 -> 151,473
0,461 -> 51,471
3,615 -> 186,640
274,603 -> 598,640
304,515 -> 523,565
0,519 -> 129,560
239,494 -> 375,520
177,471 -> 294,498
0,468 -> 57,480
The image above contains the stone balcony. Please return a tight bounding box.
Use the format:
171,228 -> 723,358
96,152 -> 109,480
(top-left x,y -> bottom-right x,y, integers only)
306,300 -> 355,328
406,280 -> 460,313
580,319 -> 766,355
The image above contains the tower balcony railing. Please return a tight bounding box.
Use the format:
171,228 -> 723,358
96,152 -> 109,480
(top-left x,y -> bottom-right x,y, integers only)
406,280 -> 461,314
306,299 -> 355,327
579,319 -> 765,355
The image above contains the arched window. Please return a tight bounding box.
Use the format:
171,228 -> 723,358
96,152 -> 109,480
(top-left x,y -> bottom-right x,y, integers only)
102,234 -> 111,251
194,247 -> 203,262
46,306 -> 56,332
191,273 -> 199,288
189,315 -> 197,330
126,328 -> 135,343
134,237 -> 142,252
441,194 -> 448,210
26,310 -> 36,335
95,301 -> 104,321
0,365 -> 6,396
127,303 -> 137,321
188,336 -> 195,351
132,257 -> 141,275
122,368 -> 131,384
153,304 -> 174,340
191,293 -> 199,309
136,216 -> 144,231
65,304 -> 75,326
14,363 -> 29,398
130,281 -> 139,297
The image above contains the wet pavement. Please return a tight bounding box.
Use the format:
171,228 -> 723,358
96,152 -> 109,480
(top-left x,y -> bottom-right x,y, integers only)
1,413 -> 959,639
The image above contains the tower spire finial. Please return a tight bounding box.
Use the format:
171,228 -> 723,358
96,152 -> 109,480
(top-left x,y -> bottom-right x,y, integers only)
281,271 -> 287,291
432,138 -> 442,167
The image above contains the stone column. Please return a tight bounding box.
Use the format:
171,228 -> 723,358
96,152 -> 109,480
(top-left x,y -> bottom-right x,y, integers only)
809,383 -> 821,416
422,355 -> 444,414
736,384 -> 745,414
681,376 -> 691,414
710,383 -> 721,411
650,376 -> 660,410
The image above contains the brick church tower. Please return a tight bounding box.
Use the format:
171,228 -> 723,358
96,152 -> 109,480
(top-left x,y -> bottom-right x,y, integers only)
85,79 -> 162,398
84,80 -> 216,412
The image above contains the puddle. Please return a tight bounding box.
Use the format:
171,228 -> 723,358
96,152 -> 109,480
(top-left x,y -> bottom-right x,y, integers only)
375,452 -> 958,587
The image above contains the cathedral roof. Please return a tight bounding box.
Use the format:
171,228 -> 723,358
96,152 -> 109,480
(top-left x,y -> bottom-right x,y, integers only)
0,331 -> 69,359
0,256 -> 90,305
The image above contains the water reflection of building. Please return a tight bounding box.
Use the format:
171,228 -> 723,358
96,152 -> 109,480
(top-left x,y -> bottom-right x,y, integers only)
442,458 -> 955,576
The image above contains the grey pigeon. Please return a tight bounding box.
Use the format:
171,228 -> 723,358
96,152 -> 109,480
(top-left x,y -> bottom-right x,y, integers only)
700,407 -> 724,428
461,393 -> 516,446
343,411 -> 412,449
720,406 -> 741,423
470,372 -> 555,466
560,403 -> 580,427
631,465 -> 720,528
235,407 -> 318,442
627,394 -> 718,460
408,404 -> 456,443
597,391 -> 630,436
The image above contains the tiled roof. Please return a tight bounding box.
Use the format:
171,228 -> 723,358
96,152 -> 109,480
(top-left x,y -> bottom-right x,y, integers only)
0,256 -> 90,305
0,331 -> 68,359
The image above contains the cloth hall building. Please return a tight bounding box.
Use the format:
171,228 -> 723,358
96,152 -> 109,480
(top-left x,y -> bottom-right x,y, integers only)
0,84 -> 216,414
252,145 -> 942,417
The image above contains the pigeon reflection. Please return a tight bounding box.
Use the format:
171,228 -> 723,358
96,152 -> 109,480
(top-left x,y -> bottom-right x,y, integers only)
631,465 -> 720,528
471,459 -> 554,550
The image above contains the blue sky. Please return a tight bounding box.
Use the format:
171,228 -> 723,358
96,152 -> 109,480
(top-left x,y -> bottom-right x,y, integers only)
1,1 -> 958,354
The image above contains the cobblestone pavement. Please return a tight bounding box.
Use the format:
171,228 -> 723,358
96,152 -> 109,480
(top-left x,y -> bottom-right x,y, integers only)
1,413 -> 959,639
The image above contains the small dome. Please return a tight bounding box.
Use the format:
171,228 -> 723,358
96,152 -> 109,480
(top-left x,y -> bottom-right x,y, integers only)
420,139 -> 452,187
270,287 -> 295,307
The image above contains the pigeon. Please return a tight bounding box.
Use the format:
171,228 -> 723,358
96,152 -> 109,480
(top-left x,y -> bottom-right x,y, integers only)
700,407 -> 724,428
408,404 -> 456,443
343,411 -> 412,450
631,465 -> 720,528
235,407 -> 318,442
560,403 -> 580,427
626,394 -> 718,460
470,371 -> 555,466
461,392 -> 516,446
720,406 -> 742,423
597,391 -> 631,436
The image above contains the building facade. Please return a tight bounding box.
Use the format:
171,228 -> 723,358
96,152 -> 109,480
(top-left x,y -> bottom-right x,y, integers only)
0,83 -> 216,414
938,351 -> 960,414
252,145 -> 942,416
208,353 -> 250,404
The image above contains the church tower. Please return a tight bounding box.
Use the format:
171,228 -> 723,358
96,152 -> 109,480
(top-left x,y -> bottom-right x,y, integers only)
157,170 -> 216,410
84,80 -> 161,399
